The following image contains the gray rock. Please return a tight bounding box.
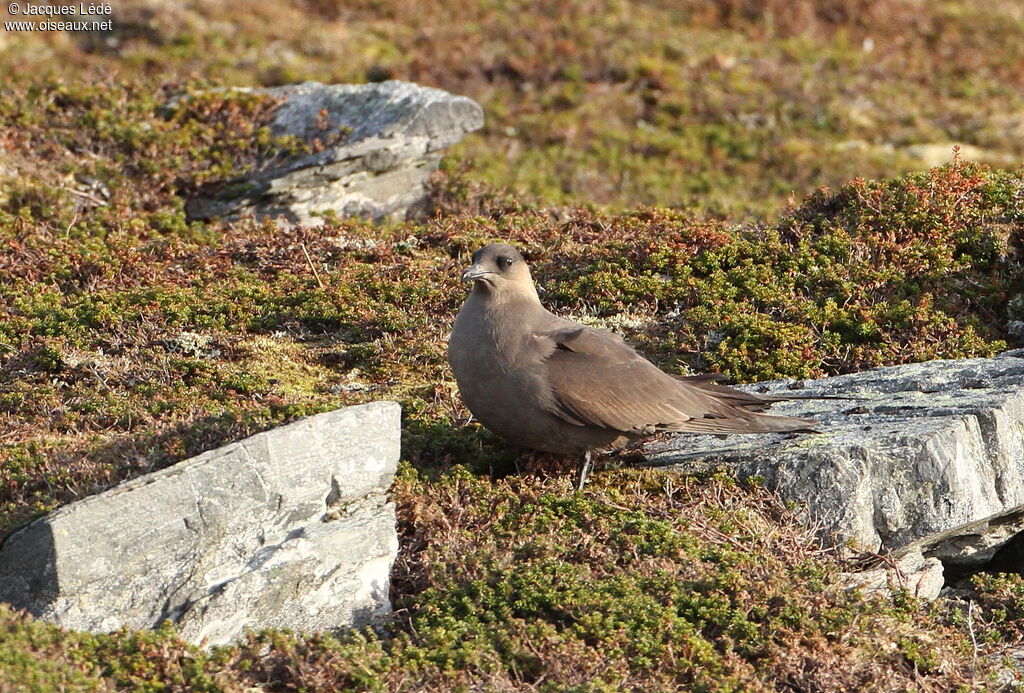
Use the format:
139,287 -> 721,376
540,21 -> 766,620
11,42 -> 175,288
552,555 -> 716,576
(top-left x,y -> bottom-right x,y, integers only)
841,550 -> 945,601
0,401 -> 401,646
184,81 -> 484,225
646,353 -> 1024,557
1008,320 -> 1024,344
1009,294 -> 1024,323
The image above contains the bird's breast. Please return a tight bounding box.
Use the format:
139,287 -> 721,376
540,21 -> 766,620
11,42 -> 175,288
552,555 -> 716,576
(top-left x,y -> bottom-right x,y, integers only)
448,298 -> 633,454
449,303 -> 552,426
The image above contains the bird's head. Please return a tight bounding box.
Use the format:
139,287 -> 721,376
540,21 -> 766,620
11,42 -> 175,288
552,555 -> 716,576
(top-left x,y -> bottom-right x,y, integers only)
460,244 -> 537,299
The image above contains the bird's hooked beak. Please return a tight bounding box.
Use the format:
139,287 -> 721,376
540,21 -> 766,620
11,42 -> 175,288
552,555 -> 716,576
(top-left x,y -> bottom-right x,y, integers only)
461,264 -> 492,282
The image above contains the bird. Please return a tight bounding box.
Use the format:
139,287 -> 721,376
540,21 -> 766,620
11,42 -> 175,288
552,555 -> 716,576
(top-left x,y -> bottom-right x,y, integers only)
447,243 -> 819,489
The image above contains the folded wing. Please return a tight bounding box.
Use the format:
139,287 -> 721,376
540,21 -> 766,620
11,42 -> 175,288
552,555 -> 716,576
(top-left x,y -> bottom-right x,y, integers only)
537,326 -> 817,435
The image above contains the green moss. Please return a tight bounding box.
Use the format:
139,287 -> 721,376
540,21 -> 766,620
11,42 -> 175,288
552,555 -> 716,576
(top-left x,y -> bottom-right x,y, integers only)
2,161 -> 1019,552
8,0 -> 1024,214
0,606 -> 108,693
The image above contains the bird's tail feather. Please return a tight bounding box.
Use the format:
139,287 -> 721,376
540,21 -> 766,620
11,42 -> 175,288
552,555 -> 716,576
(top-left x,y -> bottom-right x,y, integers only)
675,374 -> 853,407
665,412 -> 820,435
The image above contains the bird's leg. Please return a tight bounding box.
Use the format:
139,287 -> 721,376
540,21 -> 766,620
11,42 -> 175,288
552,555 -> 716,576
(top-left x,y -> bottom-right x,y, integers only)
575,450 -> 592,491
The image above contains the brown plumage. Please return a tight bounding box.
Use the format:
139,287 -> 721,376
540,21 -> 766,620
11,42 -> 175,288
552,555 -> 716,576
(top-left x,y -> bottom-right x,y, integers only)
447,243 -> 818,487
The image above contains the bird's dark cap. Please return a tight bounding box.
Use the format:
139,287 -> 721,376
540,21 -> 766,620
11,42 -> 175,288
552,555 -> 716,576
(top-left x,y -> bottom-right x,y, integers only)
461,244 -> 528,283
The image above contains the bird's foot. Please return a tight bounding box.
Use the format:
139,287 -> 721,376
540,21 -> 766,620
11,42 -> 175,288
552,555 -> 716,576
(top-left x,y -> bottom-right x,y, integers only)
574,450 -> 592,491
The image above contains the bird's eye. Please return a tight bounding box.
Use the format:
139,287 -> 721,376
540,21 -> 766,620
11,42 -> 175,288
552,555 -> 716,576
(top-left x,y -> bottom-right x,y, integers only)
502,256 -> 514,267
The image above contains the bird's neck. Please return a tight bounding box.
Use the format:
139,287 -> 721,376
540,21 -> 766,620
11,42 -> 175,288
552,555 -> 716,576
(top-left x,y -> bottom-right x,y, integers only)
471,281 -> 542,310
470,283 -> 547,360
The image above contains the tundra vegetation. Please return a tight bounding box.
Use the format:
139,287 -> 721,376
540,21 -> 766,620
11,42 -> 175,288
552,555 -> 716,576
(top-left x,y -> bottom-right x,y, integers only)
2,0 -> 1024,690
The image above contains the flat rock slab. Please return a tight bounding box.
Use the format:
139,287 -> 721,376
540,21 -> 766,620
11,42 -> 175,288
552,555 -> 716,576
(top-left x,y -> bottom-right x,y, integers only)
184,80 -> 484,225
645,353 -> 1024,555
0,401 -> 401,646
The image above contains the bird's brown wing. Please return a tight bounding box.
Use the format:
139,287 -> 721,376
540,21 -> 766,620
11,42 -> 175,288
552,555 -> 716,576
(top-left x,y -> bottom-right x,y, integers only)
536,326 -> 817,435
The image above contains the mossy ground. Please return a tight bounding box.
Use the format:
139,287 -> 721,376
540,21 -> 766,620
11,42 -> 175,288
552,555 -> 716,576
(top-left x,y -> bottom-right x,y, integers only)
4,0 -> 1024,217
2,1 -> 1024,690
0,472 -> 1013,691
